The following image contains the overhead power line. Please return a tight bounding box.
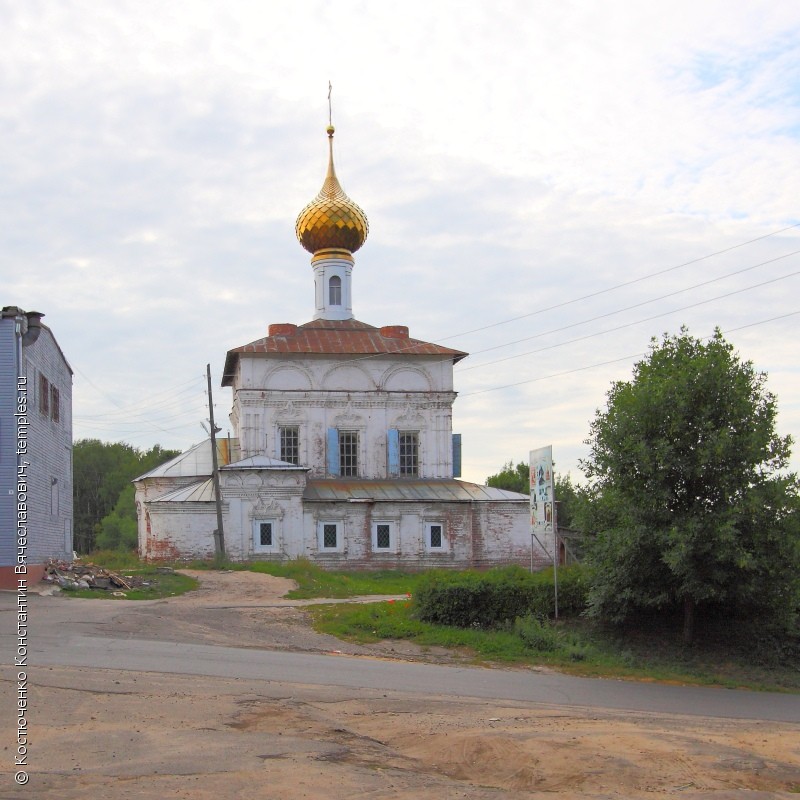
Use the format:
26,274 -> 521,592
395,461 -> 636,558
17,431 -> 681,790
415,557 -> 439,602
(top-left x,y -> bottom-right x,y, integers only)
297,226 -> 800,373
460,310 -> 800,398
436,221 -> 800,344
459,249 -> 800,367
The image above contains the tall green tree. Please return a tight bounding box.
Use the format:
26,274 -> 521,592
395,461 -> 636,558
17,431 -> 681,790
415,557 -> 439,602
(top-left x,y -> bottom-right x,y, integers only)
95,485 -> 139,551
486,460 -> 528,493
73,440 -> 181,552
580,328 -> 800,643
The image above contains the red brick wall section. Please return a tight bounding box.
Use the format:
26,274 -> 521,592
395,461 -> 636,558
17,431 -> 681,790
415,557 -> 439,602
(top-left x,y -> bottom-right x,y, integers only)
144,533 -> 181,563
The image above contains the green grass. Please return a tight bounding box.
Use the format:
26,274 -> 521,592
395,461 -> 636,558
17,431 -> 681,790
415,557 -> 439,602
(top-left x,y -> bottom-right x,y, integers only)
84,552 -> 422,599
307,601 -> 800,692
183,555 -> 420,598
62,569 -> 198,600
245,559 -> 421,599
309,599 -> 533,660
79,549 -> 143,571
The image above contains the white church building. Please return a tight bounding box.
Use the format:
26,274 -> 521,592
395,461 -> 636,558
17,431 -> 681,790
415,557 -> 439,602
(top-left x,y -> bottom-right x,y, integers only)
135,124 -> 550,570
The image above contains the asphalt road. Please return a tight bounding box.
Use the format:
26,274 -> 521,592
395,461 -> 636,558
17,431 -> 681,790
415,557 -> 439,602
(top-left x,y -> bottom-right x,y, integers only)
5,591 -> 799,723
25,632 -> 800,721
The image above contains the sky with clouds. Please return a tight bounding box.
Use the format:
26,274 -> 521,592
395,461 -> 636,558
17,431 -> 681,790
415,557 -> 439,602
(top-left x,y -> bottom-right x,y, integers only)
3,0 -> 799,484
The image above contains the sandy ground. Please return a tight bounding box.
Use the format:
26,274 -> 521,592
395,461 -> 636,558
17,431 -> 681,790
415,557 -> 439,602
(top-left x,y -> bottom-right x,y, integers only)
4,570 -> 799,799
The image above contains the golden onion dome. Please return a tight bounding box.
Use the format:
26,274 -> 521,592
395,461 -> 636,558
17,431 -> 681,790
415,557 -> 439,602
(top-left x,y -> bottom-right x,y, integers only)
295,126 -> 369,255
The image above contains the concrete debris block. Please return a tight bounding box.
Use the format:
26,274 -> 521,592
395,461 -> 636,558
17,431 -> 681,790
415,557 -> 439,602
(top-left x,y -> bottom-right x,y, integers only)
43,559 -> 148,593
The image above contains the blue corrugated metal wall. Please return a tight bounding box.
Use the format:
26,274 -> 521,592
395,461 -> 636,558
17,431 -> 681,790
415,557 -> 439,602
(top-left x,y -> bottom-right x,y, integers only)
0,319 -> 18,566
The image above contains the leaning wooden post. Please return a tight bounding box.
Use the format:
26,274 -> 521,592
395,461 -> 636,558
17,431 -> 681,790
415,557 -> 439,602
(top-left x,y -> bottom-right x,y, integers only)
207,363 -> 226,558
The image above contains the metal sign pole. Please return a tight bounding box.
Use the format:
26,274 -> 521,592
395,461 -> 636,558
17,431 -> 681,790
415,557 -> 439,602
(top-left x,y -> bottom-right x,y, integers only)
553,497 -> 559,621
530,532 -> 534,574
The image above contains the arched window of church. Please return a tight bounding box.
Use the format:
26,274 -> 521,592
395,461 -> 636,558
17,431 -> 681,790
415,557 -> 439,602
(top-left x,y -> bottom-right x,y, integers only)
329,275 -> 342,305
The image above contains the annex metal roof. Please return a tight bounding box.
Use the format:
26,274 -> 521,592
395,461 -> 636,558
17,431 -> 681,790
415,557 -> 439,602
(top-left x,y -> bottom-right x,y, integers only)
133,439 -> 238,482
303,479 -> 529,504
222,318 -> 467,386
150,478 -> 215,503
133,440 -> 213,481
222,455 -> 308,471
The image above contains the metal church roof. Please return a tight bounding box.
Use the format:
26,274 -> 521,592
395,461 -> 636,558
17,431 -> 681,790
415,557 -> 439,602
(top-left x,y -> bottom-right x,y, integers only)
222,455 -> 308,471
222,318 -> 467,386
303,479 -> 529,504
150,478 -> 215,503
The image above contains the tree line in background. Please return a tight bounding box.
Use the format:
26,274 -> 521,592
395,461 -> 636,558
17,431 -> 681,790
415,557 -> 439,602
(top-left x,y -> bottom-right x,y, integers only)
73,440 -> 181,553
486,328 -> 800,645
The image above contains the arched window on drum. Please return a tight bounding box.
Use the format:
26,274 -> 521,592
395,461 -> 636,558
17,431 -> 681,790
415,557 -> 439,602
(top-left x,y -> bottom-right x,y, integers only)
329,275 -> 342,305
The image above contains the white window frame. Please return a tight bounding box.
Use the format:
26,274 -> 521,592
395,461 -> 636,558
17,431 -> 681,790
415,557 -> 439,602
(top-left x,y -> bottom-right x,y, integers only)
317,520 -> 344,553
329,275 -> 342,305
371,521 -> 396,553
338,429 -> 359,477
253,519 -> 280,553
398,430 -> 419,476
424,521 -> 446,551
278,425 -> 300,465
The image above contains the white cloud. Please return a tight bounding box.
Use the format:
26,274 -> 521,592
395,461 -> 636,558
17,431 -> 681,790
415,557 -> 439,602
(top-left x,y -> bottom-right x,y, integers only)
2,0 -> 799,482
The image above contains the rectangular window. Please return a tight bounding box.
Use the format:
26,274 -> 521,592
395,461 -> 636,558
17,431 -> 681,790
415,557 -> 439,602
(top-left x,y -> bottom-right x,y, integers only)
399,432 -> 419,476
452,433 -> 462,478
279,426 -> 299,465
426,522 -> 445,550
51,385 -> 60,423
39,374 -> 49,416
376,524 -> 391,549
339,430 -> 359,477
323,523 -> 338,548
253,519 -> 278,552
258,522 -> 273,547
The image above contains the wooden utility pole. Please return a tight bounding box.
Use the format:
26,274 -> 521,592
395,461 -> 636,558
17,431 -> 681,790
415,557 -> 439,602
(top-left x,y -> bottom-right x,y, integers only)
207,363 -> 225,557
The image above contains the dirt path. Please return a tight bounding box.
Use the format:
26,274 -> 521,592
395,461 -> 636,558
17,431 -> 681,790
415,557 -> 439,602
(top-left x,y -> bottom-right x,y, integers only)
6,570 -> 799,799
89,569 -> 465,662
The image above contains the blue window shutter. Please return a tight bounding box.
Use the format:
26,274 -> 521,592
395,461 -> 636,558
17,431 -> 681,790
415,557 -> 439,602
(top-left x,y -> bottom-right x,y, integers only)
387,429 -> 399,477
327,428 -> 340,475
452,433 -> 462,478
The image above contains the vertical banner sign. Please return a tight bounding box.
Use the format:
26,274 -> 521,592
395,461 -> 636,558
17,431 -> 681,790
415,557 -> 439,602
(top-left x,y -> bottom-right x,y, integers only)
529,445 -> 554,536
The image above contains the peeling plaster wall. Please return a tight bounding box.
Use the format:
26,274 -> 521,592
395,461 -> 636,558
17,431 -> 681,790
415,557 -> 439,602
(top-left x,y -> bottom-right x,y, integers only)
140,479 -> 544,569
141,341 -> 546,569
219,468 -> 307,561
143,502 -> 218,562
232,354 -> 457,479
300,499 -> 541,570
473,502 -> 553,569
134,476 -> 208,558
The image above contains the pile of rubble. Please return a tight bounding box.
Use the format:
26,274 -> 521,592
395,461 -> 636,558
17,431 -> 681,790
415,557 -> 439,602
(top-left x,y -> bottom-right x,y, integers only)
43,559 -> 154,594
